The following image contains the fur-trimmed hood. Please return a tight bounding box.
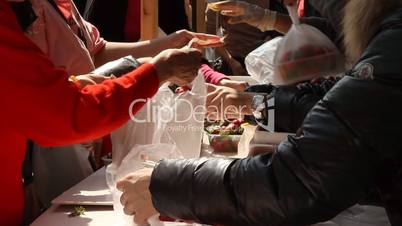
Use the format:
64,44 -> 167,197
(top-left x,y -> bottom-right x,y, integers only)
343,0 -> 402,63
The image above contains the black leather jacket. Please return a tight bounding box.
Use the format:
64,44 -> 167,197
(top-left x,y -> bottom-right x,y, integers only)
149,9 -> 402,226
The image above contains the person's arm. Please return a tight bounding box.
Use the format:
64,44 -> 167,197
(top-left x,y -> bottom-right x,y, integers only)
215,46 -> 248,75
94,40 -> 173,67
204,78 -> 338,133
211,1 -> 338,39
3,49 -> 159,146
205,8 -> 246,75
200,64 -> 227,84
245,78 -> 339,133
94,30 -> 223,67
117,19 -> 402,225
150,76 -> 384,225
1,8 -> 201,146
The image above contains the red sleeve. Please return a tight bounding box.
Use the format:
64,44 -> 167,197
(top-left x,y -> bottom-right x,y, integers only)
0,3 -> 159,146
199,64 -> 228,84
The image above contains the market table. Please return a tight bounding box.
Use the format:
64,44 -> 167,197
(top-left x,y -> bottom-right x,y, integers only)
39,127 -> 389,226
30,140 -> 247,226
30,167 -> 201,226
30,124 -> 287,226
30,204 -> 114,226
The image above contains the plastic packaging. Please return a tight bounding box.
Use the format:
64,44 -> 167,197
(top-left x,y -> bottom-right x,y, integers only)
92,56 -> 140,78
107,73 -> 207,226
273,6 -> 344,85
245,37 -> 283,84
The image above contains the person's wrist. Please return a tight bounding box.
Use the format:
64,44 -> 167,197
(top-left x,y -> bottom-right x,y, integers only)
217,78 -> 230,85
138,57 -> 152,65
150,58 -> 170,85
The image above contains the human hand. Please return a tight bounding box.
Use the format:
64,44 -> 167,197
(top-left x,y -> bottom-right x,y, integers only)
74,74 -> 115,88
117,168 -> 157,225
150,47 -> 202,86
206,84 -> 254,120
210,1 -> 277,31
138,57 -> 152,65
217,79 -> 248,91
168,29 -> 224,49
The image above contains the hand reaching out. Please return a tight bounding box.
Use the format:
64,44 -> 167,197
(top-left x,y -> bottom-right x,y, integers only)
117,168 -> 157,225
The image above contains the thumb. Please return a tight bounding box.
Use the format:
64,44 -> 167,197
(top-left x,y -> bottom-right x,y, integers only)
228,16 -> 246,24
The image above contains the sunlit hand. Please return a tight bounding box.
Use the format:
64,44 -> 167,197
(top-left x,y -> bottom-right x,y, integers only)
117,168 -> 157,226
138,57 -> 153,65
210,1 -> 277,31
74,74 -> 115,88
206,84 -> 254,120
150,47 -> 202,86
217,79 -> 248,91
168,29 -> 224,49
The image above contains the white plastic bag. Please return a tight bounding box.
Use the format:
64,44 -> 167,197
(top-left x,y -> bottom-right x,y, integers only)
273,6 -> 344,85
245,37 -> 283,84
107,73 -> 207,226
111,144 -> 182,226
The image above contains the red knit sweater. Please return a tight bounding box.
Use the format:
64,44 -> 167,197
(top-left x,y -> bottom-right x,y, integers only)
0,1 -> 159,225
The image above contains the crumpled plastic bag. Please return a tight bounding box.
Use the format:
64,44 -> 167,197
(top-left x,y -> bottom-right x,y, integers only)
273,6 -> 344,85
106,73 -> 207,226
245,37 -> 283,84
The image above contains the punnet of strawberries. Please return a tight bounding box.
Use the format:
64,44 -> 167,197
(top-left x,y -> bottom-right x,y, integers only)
205,119 -> 246,153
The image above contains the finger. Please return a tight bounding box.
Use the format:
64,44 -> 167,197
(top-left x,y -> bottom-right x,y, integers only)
196,41 -> 225,48
77,77 -> 96,86
181,47 -> 203,59
211,91 -> 225,107
133,212 -> 149,226
207,84 -> 218,93
206,93 -> 220,109
228,16 -> 246,24
116,179 -> 131,192
134,207 -> 158,226
206,90 -> 219,106
123,203 -> 136,215
188,47 -> 204,56
187,38 -> 199,48
192,33 -> 222,42
120,192 -> 128,206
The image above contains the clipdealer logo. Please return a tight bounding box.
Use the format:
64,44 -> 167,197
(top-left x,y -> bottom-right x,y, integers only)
128,97 -> 275,132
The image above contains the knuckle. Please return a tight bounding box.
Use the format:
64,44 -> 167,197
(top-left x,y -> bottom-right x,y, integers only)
123,204 -> 135,215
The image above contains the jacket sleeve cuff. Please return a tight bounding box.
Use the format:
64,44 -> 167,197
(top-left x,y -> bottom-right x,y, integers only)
150,158 -> 239,224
